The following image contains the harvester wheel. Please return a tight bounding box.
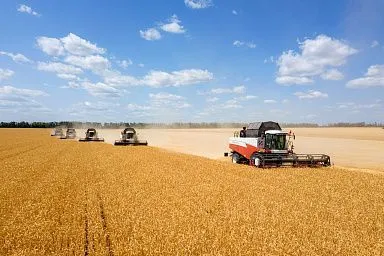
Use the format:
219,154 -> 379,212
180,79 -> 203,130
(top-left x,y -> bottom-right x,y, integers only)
250,154 -> 263,168
232,153 -> 240,164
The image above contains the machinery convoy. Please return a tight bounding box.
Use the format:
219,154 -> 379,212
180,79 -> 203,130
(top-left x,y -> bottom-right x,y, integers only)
60,128 -> 76,139
114,127 -> 148,146
228,121 -> 331,167
50,121 -> 331,168
51,127 -> 148,145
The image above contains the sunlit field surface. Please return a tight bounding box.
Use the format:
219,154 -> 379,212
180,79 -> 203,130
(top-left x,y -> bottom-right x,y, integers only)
1,129 -> 384,255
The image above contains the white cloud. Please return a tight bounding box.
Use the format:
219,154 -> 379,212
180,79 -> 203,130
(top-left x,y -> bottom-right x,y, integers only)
65,55 -> 110,74
235,95 -> 257,101
0,51 -> 32,63
103,71 -> 138,86
223,103 -> 242,109
232,85 -> 246,93
184,0 -> 213,9
321,69 -> 344,80
37,62 -> 83,75
0,69 -> 14,81
61,33 -> 105,56
371,40 -> 379,48
56,74 -> 79,80
37,37 -> 65,56
0,85 -> 48,97
232,10 -> 238,15
294,90 -> 328,99
117,59 -> 133,69
104,68 -> 213,88
141,69 -> 213,87
233,40 -> 256,48
276,34 -> 357,85
206,97 -> 219,102
282,99 -> 290,104
149,92 -> 184,100
346,65 -> 384,88
81,82 -> 121,98
36,33 -> 105,56
336,102 -> 382,110
275,76 -> 313,85
149,92 -> 191,109
140,28 -> 162,41
208,85 -> 245,94
160,15 -> 186,34
138,63 -> 145,68
264,99 -> 277,104
209,88 -> 231,94
0,85 -> 49,113
17,4 -> 40,16
127,103 -> 152,111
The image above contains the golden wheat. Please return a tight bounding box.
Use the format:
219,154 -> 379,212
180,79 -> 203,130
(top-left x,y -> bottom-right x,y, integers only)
0,128 -> 383,255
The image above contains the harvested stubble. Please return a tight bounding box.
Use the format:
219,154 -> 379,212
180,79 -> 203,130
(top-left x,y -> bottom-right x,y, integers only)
0,128 -> 384,255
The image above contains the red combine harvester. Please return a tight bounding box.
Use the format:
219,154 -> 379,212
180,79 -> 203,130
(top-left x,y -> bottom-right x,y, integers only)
228,121 -> 331,167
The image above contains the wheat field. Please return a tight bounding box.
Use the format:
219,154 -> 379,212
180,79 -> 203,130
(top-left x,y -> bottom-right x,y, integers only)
1,129 -> 384,255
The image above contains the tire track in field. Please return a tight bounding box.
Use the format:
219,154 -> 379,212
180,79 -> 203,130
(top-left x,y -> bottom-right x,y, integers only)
0,144 -> 43,161
97,193 -> 114,256
84,189 -> 89,256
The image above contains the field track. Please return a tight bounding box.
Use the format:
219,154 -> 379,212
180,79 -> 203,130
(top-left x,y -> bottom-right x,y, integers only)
1,129 -> 384,255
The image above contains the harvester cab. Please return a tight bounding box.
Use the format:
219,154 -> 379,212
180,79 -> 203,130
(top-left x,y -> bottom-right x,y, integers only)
60,128 -> 77,139
79,128 -> 104,142
114,127 -> 148,146
51,127 -> 64,136
228,121 -> 330,167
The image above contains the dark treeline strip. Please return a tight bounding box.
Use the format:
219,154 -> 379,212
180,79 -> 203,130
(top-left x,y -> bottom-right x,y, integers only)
0,121 -> 383,129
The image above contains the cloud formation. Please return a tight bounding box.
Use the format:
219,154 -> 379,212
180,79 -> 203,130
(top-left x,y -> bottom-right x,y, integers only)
160,15 -> 186,34
17,4 -> 40,16
0,85 -> 48,113
0,51 -> 31,63
233,40 -> 256,49
276,35 -> 357,85
0,69 -> 14,81
37,33 -> 105,56
184,0 -> 213,9
294,90 -> 328,99
140,28 -> 162,41
346,65 -> 384,88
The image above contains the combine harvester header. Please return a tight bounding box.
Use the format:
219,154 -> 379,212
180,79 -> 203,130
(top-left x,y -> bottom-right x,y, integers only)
227,121 -> 331,167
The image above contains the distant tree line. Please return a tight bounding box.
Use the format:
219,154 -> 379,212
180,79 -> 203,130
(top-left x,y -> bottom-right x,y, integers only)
0,121 -> 383,128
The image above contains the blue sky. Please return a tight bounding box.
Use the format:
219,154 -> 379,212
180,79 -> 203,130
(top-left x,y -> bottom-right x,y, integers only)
0,0 -> 383,123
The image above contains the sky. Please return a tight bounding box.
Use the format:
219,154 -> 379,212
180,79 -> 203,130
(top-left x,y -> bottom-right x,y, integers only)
0,0 -> 383,123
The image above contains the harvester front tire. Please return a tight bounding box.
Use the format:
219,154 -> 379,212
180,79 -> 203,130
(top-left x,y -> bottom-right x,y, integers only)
250,154 -> 263,168
232,153 -> 240,164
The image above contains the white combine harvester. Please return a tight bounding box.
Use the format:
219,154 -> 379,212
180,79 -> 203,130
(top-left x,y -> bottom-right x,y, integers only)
227,121 -> 331,167
79,128 -> 104,142
60,128 -> 77,139
51,127 -> 64,137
